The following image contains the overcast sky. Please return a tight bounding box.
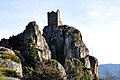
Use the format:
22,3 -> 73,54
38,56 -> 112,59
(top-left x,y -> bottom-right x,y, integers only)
0,0 -> 120,64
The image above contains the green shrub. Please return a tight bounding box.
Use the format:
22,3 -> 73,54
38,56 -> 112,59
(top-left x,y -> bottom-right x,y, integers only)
1,52 -> 21,63
0,67 -> 17,78
24,59 -> 63,80
30,48 -> 38,60
14,50 -> 21,56
66,58 -> 92,80
36,59 -> 63,80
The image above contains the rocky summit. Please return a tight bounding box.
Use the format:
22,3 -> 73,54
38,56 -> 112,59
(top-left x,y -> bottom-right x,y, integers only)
0,10 -> 98,80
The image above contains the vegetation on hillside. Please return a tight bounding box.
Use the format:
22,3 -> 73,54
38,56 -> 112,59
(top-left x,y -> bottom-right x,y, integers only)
24,59 -> 63,80
0,67 -> 17,78
0,51 -> 21,63
66,58 -> 92,80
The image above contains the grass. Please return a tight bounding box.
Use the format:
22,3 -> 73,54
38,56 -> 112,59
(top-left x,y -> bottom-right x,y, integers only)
0,67 -> 17,78
0,74 -> 8,80
0,52 -> 21,63
0,76 -> 8,80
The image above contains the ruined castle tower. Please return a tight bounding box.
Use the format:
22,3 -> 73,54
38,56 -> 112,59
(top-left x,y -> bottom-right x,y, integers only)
47,10 -> 62,26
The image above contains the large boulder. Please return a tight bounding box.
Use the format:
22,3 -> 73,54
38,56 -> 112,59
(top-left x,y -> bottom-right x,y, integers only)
0,46 -> 23,79
43,25 -> 98,79
43,25 -> 89,65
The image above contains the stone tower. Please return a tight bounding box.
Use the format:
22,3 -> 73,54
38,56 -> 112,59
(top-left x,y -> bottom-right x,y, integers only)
47,10 -> 62,26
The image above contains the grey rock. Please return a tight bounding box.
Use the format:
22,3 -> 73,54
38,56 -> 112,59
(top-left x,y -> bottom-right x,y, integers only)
0,59 -> 23,78
0,22 -> 52,79
82,55 -> 98,78
0,47 -> 23,78
5,77 -> 20,80
43,24 -> 98,78
57,61 -> 66,79
43,10 -> 98,79
0,21 -> 51,62
21,21 -> 51,61
43,25 -> 89,65
0,46 -> 15,54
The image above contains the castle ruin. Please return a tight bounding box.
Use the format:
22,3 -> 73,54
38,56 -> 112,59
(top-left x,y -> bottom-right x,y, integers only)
47,10 -> 62,26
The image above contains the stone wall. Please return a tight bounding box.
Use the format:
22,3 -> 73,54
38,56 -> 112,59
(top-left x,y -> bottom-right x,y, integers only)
48,10 -> 62,27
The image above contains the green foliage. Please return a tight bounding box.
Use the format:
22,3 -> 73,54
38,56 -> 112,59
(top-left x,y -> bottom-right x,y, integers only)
83,68 -> 91,80
30,48 -> 38,60
41,59 -> 62,80
0,59 -> 8,68
21,48 -> 39,74
14,50 -> 21,56
25,59 -> 63,80
0,76 -> 8,80
66,58 -> 92,80
1,52 -> 21,63
66,59 -> 83,80
0,67 -> 17,78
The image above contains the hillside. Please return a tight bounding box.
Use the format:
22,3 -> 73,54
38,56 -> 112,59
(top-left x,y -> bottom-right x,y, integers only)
99,64 -> 120,80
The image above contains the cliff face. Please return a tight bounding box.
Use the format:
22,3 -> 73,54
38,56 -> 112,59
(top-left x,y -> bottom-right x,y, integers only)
0,21 -> 66,79
0,21 -> 51,62
43,25 -> 89,64
43,25 -> 98,79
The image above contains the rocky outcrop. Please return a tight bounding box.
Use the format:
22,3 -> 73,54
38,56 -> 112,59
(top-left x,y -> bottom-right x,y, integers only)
0,46 -> 15,54
57,61 -> 66,78
21,21 -> 51,61
0,46 -> 23,79
43,25 -> 89,63
43,25 -> 98,79
43,25 -> 89,64
0,21 -> 51,62
0,10 -> 99,79
0,59 -> 23,77
82,55 -> 98,78
21,22 -> 66,79
0,21 -> 66,79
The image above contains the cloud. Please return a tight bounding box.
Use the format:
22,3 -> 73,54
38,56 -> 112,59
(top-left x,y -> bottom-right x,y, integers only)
88,10 -> 112,19
88,11 -> 100,18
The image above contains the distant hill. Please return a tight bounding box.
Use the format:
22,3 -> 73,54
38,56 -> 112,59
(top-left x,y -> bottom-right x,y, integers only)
99,64 -> 120,80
